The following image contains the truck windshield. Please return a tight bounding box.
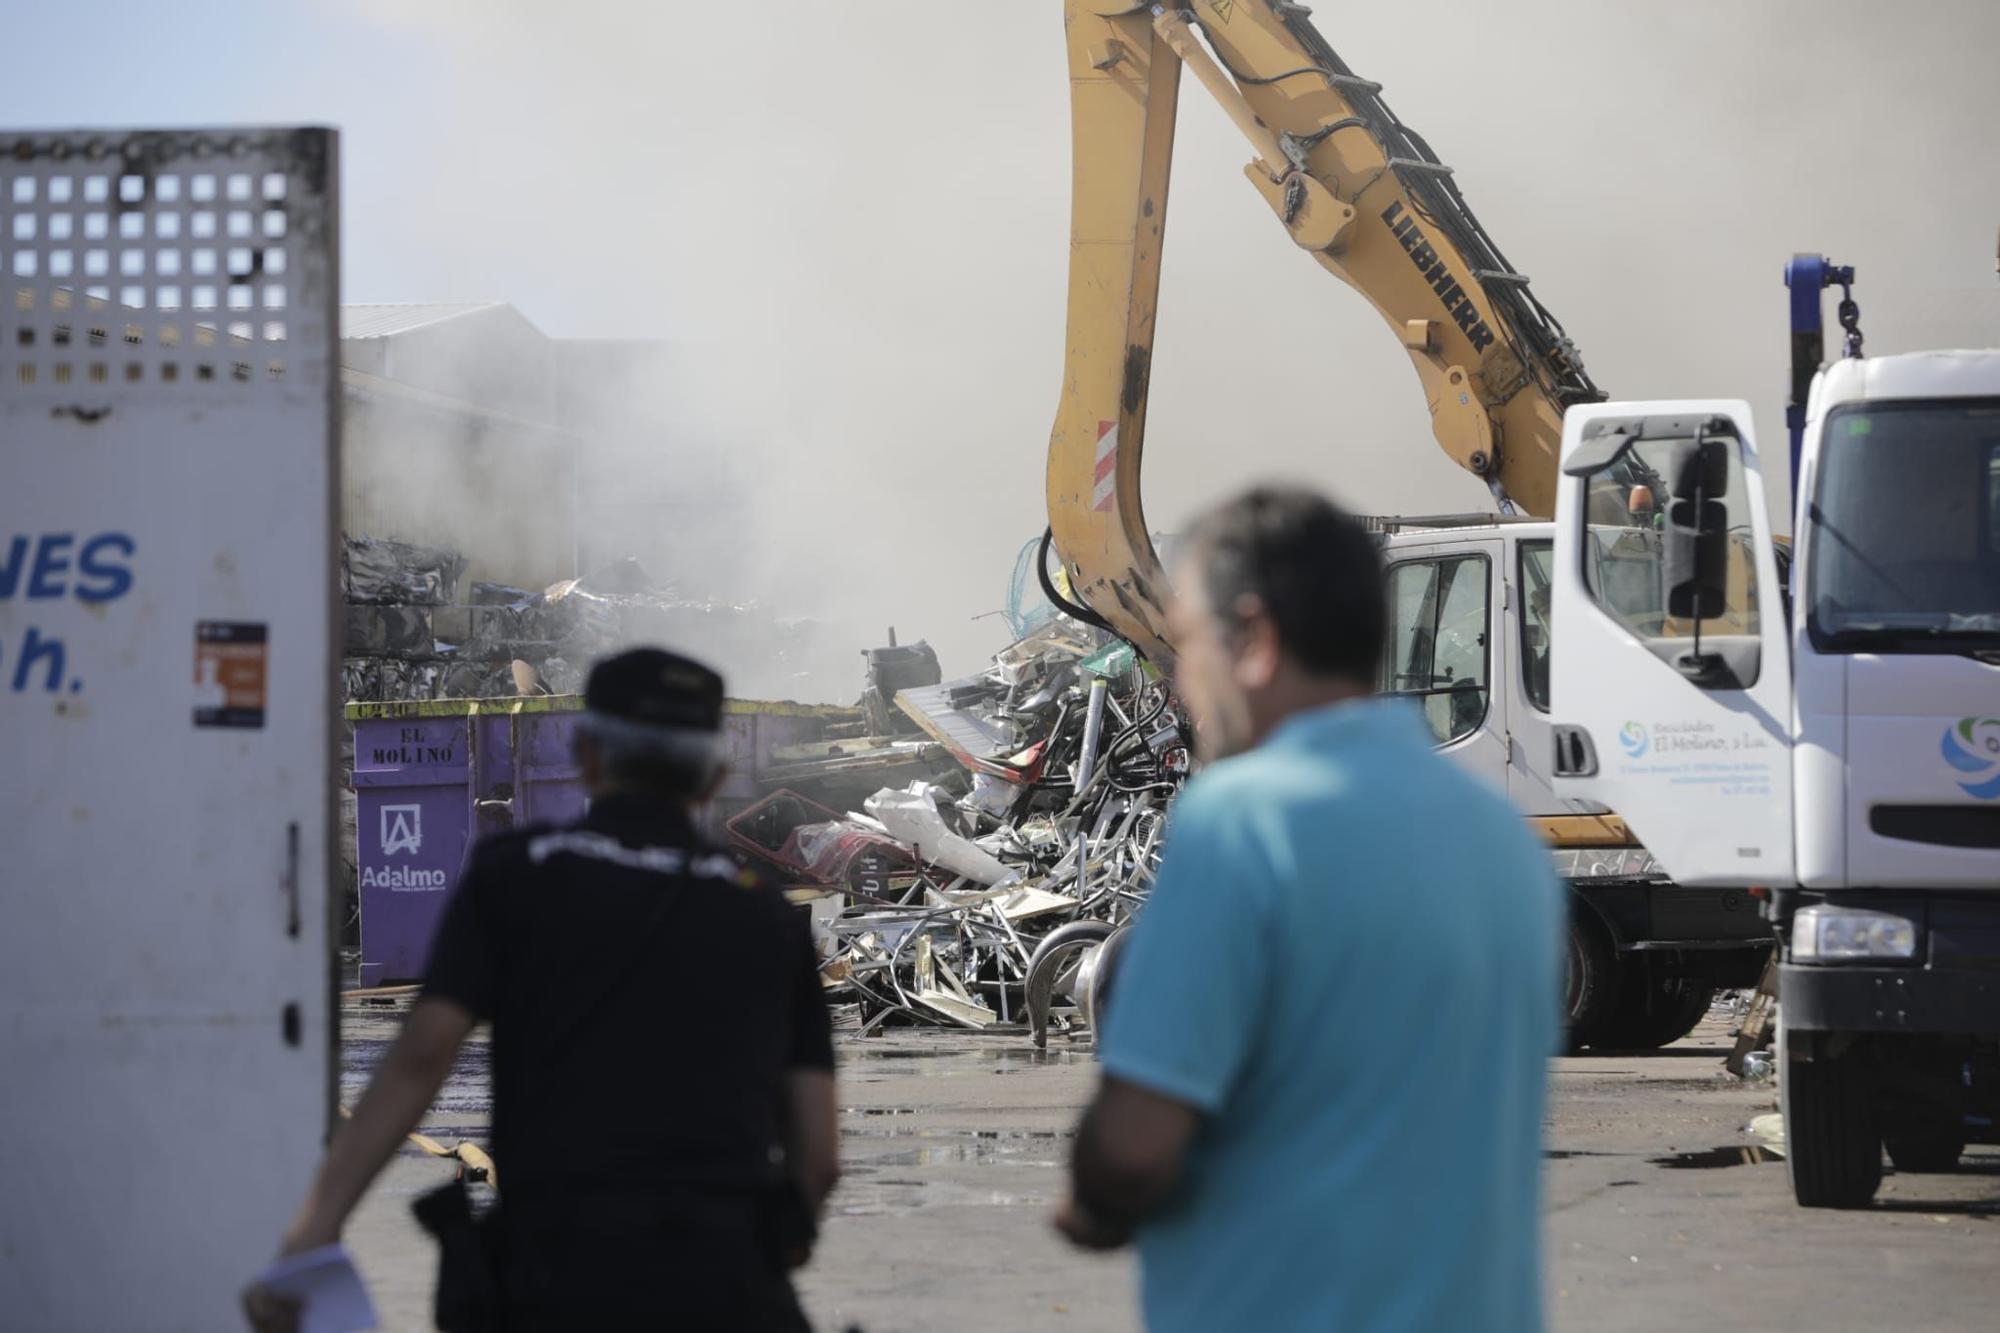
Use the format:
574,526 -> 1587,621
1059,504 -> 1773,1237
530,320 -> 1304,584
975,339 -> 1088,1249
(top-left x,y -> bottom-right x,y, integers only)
1573,428 -> 1763,666
1808,399 -> 2000,652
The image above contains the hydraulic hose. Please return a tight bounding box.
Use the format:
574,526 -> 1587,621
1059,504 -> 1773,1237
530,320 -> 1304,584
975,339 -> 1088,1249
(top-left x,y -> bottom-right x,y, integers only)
1037,527 -> 1114,632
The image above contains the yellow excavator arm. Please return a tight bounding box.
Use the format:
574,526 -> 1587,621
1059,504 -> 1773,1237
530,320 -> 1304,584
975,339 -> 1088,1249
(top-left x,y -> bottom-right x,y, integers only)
1047,0 -> 1602,661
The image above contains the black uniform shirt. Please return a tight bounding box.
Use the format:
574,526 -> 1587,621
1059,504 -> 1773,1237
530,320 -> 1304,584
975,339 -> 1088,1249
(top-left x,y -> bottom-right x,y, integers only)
422,793 -> 835,1196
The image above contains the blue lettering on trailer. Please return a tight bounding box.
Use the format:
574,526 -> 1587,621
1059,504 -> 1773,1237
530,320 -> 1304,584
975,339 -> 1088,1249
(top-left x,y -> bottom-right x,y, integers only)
1,531 -> 137,694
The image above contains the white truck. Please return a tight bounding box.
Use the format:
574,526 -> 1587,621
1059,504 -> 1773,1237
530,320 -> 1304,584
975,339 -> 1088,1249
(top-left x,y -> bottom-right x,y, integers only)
1549,258 -> 2000,1206
1372,517 -> 1772,1049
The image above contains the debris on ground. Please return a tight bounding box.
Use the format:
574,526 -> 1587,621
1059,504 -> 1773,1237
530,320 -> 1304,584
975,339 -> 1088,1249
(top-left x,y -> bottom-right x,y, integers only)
799,617 -> 1193,1042
727,789 -> 916,889
1724,956 -> 1781,1078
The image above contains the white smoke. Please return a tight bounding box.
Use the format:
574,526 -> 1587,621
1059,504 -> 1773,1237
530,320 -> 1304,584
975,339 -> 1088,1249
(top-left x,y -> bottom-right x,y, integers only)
309,0 -> 2000,689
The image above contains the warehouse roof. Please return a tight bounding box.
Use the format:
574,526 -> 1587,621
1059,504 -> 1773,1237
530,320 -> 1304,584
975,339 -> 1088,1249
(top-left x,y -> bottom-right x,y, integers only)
341,302 -> 509,340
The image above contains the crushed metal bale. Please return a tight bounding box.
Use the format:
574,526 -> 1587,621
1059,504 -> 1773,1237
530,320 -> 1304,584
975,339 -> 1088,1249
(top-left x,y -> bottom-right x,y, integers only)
338,537 -> 835,704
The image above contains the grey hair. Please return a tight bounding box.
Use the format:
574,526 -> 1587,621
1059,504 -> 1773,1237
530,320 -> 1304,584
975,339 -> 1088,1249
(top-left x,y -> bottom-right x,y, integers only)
576,710 -> 723,798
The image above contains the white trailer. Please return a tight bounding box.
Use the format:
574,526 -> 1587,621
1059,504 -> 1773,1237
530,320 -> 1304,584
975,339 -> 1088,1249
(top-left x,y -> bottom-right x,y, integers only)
0,127 -> 340,1325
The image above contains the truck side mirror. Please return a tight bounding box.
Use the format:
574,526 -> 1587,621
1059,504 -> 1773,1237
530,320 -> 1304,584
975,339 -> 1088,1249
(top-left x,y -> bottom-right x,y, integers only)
1662,438 -> 1729,620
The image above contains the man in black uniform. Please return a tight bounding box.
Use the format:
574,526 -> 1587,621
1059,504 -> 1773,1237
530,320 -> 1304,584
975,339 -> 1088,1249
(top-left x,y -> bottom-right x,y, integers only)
251,649 -> 838,1331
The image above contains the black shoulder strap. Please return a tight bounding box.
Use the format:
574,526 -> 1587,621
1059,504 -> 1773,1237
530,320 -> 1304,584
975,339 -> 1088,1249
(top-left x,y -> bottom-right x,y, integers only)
531,857 -> 691,1064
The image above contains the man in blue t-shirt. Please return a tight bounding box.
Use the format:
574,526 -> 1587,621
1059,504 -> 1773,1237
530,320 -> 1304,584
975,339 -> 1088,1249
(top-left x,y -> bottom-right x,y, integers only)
1056,488 -> 1562,1332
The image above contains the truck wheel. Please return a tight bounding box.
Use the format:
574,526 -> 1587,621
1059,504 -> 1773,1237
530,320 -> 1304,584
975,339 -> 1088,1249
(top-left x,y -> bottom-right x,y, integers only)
1596,964 -> 1714,1050
1884,1124 -> 1967,1174
1563,913 -> 1618,1053
1782,1018 -> 1883,1208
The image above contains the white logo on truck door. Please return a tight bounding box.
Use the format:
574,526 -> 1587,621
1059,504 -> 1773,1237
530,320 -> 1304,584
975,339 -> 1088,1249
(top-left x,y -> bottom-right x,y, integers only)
381,804 -> 423,856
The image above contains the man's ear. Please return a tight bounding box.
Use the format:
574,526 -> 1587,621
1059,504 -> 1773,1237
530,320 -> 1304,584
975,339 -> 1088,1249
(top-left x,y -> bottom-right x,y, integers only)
1230,598 -> 1283,691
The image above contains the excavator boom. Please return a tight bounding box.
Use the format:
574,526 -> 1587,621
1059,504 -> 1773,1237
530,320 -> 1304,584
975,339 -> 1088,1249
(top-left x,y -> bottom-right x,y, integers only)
1048,0 -> 1601,660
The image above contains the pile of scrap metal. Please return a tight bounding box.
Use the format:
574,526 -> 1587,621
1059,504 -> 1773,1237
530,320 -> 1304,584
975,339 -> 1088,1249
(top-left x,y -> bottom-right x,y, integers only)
749,620 -> 1194,1043
340,539 -> 839,703
751,635 -> 967,812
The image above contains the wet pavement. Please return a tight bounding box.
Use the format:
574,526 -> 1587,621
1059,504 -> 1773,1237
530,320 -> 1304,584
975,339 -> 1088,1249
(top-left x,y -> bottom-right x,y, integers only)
341,1006 -> 1999,1332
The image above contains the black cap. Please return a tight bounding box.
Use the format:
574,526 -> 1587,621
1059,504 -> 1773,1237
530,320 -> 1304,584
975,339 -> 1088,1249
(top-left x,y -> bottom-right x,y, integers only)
584,648 -> 724,733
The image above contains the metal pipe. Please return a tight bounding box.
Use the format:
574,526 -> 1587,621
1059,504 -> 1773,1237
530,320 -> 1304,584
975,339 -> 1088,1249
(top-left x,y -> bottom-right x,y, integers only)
1075,676 -> 1110,790
1152,6 -> 1289,180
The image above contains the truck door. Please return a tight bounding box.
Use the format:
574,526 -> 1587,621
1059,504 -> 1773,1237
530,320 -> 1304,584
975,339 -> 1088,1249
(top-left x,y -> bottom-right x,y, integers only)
1550,401 -> 1794,886
0,128 -> 339,1329
1378,539 -> 1509,792
1507,533 -> 1565,814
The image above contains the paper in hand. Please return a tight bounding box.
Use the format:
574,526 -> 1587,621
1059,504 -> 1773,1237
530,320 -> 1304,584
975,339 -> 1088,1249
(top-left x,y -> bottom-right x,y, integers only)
249,1245 -> 378,1333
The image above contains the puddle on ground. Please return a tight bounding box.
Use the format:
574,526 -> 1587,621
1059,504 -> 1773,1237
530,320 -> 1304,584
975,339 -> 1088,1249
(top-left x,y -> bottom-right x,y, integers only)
1650,1145 -> 1778,1170
342,1035 -> 490,1118
1543,1150 -> 1620,1160
992,1049 -> 1087,1069
843,1125 -> 1068,1141
838,1040 -> 1088,1070
834,1184 -> 1047,1216
867,1145 -> 1065,1168
841,1124 -> 1072,1169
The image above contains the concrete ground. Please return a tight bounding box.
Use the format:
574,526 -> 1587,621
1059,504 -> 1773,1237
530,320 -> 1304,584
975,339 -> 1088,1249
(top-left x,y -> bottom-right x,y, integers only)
342,1004 -> 1997,1332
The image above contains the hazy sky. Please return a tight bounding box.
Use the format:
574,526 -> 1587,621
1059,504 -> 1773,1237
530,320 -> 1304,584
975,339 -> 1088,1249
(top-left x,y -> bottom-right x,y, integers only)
8,1 -> 1996,678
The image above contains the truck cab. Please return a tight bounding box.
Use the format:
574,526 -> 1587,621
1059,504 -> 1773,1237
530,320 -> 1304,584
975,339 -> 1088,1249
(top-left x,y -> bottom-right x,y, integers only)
1375,519 -> 1552,810
1549,360 -> 2000,1206
1375,518 -> 1771,1051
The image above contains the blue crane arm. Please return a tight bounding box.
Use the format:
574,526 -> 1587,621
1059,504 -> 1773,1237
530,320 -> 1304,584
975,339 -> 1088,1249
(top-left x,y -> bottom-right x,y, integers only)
1784,254 -> 1861,488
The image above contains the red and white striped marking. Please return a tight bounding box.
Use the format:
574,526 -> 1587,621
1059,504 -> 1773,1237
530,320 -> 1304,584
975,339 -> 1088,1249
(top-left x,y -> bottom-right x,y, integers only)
1091,419 -> 1118,513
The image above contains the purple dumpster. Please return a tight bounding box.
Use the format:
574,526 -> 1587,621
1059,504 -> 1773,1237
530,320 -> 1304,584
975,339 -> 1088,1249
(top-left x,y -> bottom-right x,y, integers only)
350,711 -> 475,985
347,695 -> 850,984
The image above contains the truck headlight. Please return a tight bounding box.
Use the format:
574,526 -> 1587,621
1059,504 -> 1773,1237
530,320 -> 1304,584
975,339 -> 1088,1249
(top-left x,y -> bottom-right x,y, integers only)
1791,905 -> 1917,961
